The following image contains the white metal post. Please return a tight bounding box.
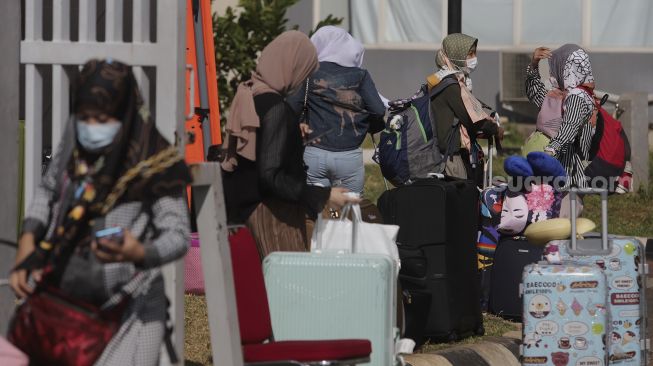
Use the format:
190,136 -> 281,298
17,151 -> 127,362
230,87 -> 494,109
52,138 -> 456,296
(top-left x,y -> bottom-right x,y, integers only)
79,0 -> 98,42
157,2 -> 187,364
0,0 -> 21,335
24,0 -> 44,211
52,0 -> 71,150
105,0 -> 124,42
132,0 -> 151,108
192,163 -> 244,366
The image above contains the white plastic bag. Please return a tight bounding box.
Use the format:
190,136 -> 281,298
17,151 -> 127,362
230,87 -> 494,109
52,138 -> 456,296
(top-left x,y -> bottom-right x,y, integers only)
310,203 -> 401,269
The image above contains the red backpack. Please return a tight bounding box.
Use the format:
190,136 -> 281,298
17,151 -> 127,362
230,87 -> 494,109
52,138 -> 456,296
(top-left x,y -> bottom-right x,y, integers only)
585,106 -> 631,188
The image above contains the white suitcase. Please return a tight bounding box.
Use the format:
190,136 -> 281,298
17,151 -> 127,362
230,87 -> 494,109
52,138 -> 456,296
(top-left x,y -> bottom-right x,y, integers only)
264,252 -> 398,366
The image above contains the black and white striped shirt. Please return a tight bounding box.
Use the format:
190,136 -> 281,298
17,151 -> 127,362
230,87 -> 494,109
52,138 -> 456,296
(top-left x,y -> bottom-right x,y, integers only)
525,65 -> 594,188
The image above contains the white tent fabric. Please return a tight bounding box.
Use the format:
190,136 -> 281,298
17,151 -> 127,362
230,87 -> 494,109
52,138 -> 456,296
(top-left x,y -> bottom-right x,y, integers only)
350,0 -> 653,48
592,0 -> 653,47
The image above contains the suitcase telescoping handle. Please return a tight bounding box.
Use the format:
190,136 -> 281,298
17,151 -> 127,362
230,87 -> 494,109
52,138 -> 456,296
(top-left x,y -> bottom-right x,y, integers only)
569,188 -> 609,251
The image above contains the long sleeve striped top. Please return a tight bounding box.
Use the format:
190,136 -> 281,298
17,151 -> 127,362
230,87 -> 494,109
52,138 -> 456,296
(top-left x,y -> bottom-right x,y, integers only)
525,64 -> 594,188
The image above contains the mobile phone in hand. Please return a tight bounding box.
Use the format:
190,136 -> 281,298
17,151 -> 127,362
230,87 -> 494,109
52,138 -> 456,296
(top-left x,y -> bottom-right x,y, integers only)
95,227 -> 124,252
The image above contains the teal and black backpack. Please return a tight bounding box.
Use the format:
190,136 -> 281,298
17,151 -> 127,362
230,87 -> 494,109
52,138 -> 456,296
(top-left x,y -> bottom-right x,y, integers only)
376,78 -> 456,186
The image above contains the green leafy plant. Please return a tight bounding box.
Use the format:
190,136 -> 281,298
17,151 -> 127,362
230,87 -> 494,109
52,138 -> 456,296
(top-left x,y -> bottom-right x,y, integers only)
213,0 -> 343,124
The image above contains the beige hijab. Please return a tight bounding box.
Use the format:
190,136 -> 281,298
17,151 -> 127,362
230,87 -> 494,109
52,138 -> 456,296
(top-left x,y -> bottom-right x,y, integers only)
222,31 -> 318,171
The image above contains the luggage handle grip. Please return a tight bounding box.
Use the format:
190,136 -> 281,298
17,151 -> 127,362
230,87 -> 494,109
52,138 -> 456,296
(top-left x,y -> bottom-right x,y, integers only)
570,188 -> 608,251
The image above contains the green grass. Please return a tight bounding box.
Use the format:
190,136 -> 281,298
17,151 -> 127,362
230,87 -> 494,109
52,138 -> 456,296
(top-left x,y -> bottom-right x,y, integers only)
582,153 -> 653,238
361,134 -> 376,150
364,164 -> 388,203
363,122 -> 653,237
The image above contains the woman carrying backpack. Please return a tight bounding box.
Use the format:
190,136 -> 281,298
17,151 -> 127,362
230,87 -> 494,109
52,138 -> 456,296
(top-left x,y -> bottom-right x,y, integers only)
287,26 -> 386,195
221,31 -> 360,258
428,33 -> 503,183
526,44 -> 596,189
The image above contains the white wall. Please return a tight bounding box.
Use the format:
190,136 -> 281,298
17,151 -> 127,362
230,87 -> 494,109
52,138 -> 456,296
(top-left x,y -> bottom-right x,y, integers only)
212,0 -> 239,16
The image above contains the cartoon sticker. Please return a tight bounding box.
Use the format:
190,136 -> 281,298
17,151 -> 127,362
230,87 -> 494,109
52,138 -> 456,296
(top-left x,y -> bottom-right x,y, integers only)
523,332 -> 543,349
611,293 -> 640,305
529,295 -> 552,318
563,322 -> 589,336
571,297 -> 583,316
551,352 -> 570,366
536,321 -> 559,336
523,356 -> 549,364
611,332 -> 622,344
623,242 -> 637,256
618,310 -> 639,318
575,356 -> 603,366
557,299 -> 567,316
612,276 -> 634,290
573,337 -> 588,350
622,331 -> 636,346
591,322 -> 604,335
558,337 -> 571,349
608,258 -> 621,271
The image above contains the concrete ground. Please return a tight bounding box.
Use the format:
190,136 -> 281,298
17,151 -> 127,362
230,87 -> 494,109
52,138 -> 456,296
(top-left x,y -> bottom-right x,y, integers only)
404,336 -> 521,366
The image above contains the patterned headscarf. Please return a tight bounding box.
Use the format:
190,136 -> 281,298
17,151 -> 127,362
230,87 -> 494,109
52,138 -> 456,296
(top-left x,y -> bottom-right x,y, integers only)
436,33 -> 478,70
433,34 -> 491,151
17,59 -> 191,273
548,44 -> 595,91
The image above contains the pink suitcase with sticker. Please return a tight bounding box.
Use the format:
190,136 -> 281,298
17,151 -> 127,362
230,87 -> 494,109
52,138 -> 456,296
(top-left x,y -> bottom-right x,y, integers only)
184,233 -> 205,295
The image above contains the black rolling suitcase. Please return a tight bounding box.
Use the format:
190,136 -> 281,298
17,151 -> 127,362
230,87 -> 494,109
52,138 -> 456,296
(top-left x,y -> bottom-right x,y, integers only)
378,176 -> 484,342
488,236 -> 543,320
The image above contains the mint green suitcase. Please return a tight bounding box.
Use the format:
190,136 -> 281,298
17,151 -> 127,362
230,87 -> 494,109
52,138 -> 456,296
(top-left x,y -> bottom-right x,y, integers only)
263,252 -> 398,366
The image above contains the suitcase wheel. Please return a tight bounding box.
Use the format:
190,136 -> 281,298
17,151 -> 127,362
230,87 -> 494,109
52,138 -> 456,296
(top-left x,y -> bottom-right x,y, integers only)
474,324 -> 485,336
447,332 -> 458,343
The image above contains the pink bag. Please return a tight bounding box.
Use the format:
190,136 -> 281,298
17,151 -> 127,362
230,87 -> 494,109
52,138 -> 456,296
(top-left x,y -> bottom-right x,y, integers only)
0,336 -> 28,366
536,92 -> 565,138
184,233 -> 205,295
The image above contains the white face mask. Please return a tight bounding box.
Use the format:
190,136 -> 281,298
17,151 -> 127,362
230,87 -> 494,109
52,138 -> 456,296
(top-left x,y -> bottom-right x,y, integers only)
76,120 -> 121,151
465,57 -> 478,73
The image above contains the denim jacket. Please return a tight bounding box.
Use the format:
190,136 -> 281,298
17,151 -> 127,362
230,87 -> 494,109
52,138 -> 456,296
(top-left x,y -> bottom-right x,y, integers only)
288,62 -> 386,152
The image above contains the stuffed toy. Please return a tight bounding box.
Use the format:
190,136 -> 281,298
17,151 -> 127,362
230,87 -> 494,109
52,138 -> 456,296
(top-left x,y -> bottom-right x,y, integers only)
527,152 -> 567,180
503,155 -> 534,179
498,153 -> 567,235
498,190 -> 529,235
478,184 -> 506,256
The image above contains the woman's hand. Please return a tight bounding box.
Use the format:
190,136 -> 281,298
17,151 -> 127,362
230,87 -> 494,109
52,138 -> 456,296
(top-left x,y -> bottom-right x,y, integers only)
93,229 -> 145,264
300,123 -> 321,145
10,233 -> 40,298
531,47 -> 552,68
328,187 -> 362,210
496,126 -> 505,142
299,123 -> 312,139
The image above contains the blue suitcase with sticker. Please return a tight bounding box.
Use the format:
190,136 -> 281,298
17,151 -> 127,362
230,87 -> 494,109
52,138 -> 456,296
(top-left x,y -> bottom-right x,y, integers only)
549,189 -> 648,365
521,262 -> 608,366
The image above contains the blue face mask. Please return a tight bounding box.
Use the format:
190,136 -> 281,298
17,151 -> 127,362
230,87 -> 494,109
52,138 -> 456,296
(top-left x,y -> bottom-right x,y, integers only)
76,120 -> 121,151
